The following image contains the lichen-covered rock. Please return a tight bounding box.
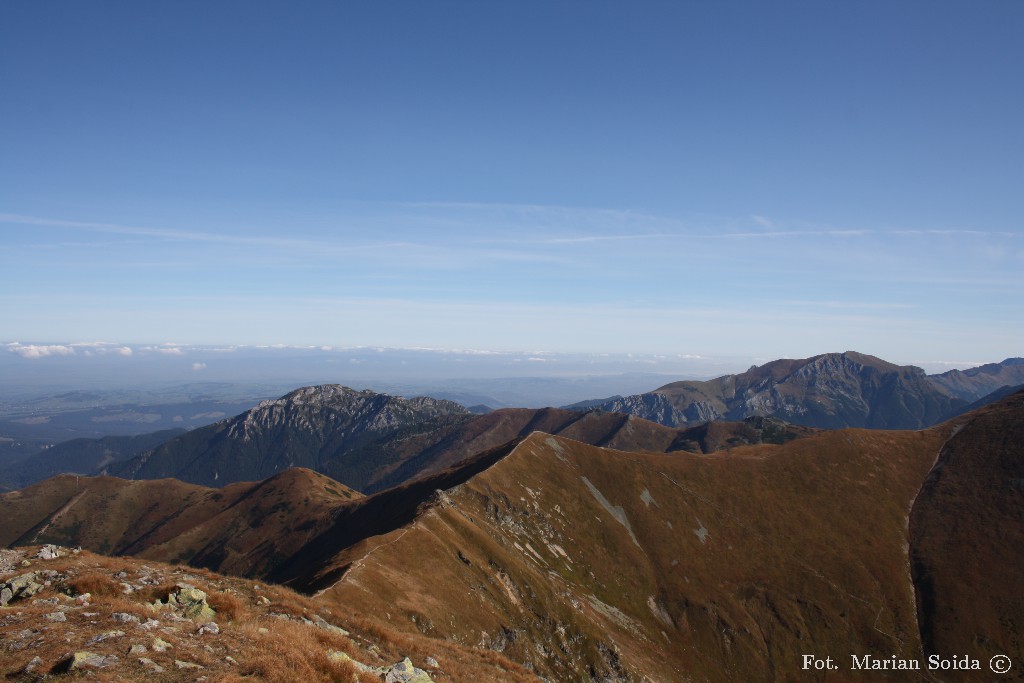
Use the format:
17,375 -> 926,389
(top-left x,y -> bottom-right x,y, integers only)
64,651 -> 118,670
383,657 -> 435,683
150,582 -> 217,621
152,637 -> 173,652
1,572 -> 43,606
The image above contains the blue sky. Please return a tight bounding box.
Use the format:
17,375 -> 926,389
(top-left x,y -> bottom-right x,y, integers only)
2,1 -> 1022,369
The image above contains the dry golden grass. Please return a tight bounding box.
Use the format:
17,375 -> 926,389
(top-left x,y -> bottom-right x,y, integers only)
65,570 -> 122,597
206,588 -> 247,622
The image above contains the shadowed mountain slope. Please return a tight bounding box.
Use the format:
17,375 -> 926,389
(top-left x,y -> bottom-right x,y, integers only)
910,389 -> 1024,675
4,428 -> 185,490
571,351 -> 973,429
0,468 -> 362,579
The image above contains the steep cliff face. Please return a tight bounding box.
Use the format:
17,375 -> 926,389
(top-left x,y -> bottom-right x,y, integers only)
574,352 -> 969,429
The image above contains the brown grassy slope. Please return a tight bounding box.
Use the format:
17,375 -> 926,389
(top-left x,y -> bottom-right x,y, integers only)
314,425 -> 954,681
0,469 -> 362,578
910,389 -> 1024,680
0,546 -> 536,682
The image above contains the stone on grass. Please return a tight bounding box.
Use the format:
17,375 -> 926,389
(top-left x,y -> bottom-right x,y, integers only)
86,629 -> 125,645
313,614 -> 349,636
197,621 -> 220,635
138,657 -> 165,674
175,659 -> 205,670
152,637 -> 173,652
65,651 -> 118,670
384,657 -> 435,683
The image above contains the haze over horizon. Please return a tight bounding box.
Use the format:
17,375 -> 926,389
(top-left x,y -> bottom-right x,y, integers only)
3,2 -> 1022,368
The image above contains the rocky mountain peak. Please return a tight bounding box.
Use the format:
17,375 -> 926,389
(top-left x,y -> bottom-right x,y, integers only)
255,384 -> 377,410
577,351 -> 972,429
254,384 -> 467,416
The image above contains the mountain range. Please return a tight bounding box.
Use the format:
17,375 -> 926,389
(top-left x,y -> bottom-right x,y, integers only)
3,351 -> 1023,681
569,351 -> 1024,429
14,388 -> 817,493
3,387 -> 1022,680
6,352 -> 1022,494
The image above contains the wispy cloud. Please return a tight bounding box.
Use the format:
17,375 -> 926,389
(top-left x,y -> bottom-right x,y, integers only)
778,300 -> 916,311
0,213 -> 414,254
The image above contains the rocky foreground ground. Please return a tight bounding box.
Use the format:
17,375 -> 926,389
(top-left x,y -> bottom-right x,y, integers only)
0,545 -> 531,682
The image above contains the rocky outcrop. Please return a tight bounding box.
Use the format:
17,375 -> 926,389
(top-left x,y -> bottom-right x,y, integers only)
114,385 -> 472,489
383,657 -> 435,683
571,351 -> 970,429
587,393 -> 687,426
0,571 -> 44,606
149,582 -> 217,622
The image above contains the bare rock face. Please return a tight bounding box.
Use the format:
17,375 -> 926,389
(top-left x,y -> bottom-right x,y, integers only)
574,351 -> 970,429
114,385 -> 472,489
592,393 -> 686,426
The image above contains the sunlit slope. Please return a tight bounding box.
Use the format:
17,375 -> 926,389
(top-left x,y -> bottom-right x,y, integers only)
316,426 -> 951,681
